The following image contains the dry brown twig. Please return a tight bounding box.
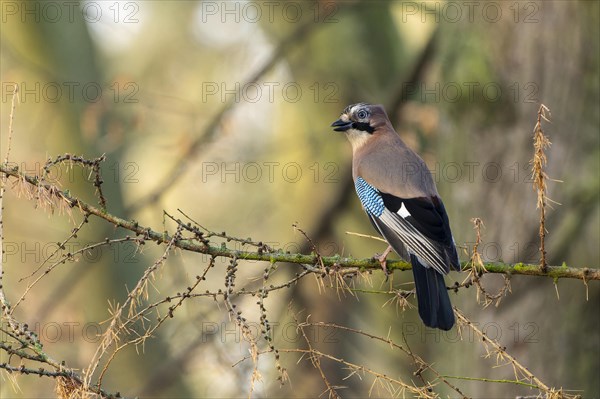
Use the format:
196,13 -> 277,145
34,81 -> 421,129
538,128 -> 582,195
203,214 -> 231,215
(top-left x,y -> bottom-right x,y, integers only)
257,261 -> 289,388
296,314 -> 342,399
0,87 -> 15,316
454,309 -> 580,399
0,86 -> 45,379
531,104 -> 555,272
42,153 -> 108,211
12,234 -> 144,314
305,321 -> 467,398
235,315 -> 448,398
1,87 -> 116,398
464,218 -> 511,307
1,86 -> 19,316
295,223 -> 355,298
82,225 -> 184,392
222,254 -> 264,399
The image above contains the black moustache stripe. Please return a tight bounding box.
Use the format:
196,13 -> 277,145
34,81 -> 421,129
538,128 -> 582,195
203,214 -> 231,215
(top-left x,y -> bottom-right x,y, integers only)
352,121 -> 375,134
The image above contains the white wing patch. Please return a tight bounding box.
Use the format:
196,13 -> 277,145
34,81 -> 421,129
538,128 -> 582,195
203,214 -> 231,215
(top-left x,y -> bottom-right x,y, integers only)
398,202 -> 411,218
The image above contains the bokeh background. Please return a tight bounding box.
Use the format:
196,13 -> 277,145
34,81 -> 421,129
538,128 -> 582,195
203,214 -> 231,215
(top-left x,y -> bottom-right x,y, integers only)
1,0 -> 599,397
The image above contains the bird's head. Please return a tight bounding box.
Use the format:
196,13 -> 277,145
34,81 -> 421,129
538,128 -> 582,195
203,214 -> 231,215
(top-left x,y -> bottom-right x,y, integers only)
331,103 -> 391,150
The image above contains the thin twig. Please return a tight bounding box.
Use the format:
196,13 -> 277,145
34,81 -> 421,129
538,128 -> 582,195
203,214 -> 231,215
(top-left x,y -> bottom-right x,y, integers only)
454,308 -> 577,398
467,218 -> 512,307
531,104 -> 552,272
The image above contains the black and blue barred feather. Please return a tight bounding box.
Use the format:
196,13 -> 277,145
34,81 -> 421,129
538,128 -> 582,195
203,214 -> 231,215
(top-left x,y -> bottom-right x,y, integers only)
355,177 -> 385,217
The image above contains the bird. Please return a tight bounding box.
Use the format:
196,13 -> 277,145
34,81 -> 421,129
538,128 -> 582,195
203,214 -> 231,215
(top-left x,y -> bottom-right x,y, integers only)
331,103 -> 460,330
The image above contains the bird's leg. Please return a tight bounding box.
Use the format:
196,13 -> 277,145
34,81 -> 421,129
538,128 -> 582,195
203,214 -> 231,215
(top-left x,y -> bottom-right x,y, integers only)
375,245 -> 394,277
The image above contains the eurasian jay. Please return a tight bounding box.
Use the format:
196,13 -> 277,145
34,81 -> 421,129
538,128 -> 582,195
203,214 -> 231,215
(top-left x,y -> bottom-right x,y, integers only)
331,103 -> 460,330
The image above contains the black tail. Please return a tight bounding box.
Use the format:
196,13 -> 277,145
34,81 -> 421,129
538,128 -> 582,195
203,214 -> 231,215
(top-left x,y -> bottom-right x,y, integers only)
410,255 -> 455,330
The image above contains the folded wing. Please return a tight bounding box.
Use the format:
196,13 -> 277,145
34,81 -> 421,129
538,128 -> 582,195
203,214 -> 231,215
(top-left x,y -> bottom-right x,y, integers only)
355,177 -> 459,275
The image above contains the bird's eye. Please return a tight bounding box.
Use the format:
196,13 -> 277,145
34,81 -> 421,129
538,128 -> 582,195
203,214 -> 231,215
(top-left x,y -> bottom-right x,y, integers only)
356,109 -> 368,120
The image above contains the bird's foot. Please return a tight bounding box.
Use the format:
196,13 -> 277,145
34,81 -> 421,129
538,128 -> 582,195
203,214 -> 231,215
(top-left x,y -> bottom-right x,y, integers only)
374,245 -> 393,280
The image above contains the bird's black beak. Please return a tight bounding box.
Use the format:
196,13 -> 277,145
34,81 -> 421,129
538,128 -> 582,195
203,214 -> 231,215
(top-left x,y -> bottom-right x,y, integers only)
331,118 -> 353,132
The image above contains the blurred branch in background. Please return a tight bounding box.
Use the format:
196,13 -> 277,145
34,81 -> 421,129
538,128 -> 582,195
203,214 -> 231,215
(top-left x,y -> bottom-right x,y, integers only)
127,19 -> 322,214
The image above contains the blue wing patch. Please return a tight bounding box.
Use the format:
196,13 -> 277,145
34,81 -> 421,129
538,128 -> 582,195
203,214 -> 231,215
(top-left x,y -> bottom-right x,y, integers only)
355,177 -> 384,217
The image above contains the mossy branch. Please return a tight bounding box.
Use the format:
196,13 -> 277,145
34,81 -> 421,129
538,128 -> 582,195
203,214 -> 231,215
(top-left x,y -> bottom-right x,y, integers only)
1,163 -> 598,281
